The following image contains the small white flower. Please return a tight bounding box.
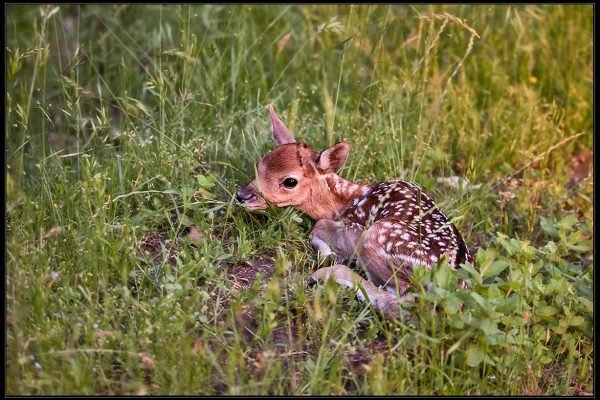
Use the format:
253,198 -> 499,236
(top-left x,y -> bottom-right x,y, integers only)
34,362 -> 42,370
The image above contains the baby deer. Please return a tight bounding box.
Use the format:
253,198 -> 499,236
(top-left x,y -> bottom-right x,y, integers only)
237,105 -> 474,319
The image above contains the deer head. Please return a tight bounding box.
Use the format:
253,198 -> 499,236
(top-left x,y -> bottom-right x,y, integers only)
236,105 -> 352,220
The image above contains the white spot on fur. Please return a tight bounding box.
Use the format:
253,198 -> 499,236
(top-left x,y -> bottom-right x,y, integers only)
355,208 -> 365,219
395,253 -> 429,267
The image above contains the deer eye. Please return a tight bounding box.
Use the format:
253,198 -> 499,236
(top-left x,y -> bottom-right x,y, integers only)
283,178 -> 298,188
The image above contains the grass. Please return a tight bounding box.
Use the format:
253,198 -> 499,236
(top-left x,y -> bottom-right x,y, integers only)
5,4 -> 593,395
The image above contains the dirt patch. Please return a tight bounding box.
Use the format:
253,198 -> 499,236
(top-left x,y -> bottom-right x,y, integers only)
227,255 -> 275,293
138,233 -> 178,266
208,255 -> 279,342
346,336 -> 389,374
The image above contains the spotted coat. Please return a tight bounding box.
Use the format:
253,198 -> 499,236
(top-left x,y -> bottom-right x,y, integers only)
338,180 -> 473,280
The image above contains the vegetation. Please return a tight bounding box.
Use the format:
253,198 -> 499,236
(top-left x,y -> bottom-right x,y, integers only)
5,4 -> 593,395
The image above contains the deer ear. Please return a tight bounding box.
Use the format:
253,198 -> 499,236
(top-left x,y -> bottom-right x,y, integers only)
268,104 -> 295,146
317,141 -> 350,174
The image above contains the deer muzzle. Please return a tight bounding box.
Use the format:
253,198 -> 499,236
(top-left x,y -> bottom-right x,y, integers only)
236,180 -> 268,210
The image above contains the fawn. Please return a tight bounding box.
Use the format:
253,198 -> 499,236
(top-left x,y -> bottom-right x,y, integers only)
236,105 -> 474,319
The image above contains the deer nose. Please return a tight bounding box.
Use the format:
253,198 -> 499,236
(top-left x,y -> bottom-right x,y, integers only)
236,189 -> 255,203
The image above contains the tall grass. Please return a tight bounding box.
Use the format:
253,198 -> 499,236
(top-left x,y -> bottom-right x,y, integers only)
6,4 -> 592,395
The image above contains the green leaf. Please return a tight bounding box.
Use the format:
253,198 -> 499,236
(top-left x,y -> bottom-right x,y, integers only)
496,295 -> 520,314
459,262 -> 480,282
569,316 -> 585,326
541,355 -> 554,364
443,295 -> 462,314
543,262 -> 561,277
506,270 -> 525,291
482,260 -> 509,279
535,305 -> 558,318
540,217 -> 559,238
433,263 -> 453,289
577,283 -> 593,299
479,318 -> 500,336
448,315 -> 465,329
552,324 -> 569,339
576,296 -> 593,312
484,355 -> 496,366
496,236 -> 515,255
565,241 -> 592,253
544,241 -> 557,254
470,292 -> 492,314
466,344 -> 485,367
557,214 -> 578,232
487,284 -> 502,300
509,238 -> 522,251
197,174 -> 216,190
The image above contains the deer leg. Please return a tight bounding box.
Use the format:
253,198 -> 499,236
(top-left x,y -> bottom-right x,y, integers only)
309,221 -> 418,319
356,222 -> 416,296
309,264 -> 404,319
310,219 -> 363,263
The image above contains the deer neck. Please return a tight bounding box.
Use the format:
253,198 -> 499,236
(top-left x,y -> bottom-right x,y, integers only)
297,174 -> 372,221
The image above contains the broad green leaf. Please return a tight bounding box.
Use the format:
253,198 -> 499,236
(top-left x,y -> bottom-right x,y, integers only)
565,242 -> 592,253
496,235 -> 515,255
459,262 -> 480,282
433,263 -> 453,289
576,296 -> 593,312
487,284 -> 502,300
482,260 -> 509,279
543,262 -> 561,277
540,217 -> 559,238
506,270 -> 525,291
577,283 -> 593,299
471,292 -> 492,314
479,318 -> 500,336
496,295 -> 520,314
484,355 -> 496,366
443,295 -> 462,314
569,316 -> 585,326
509,238 -> 522,251
477,247 -> 497,265
557,214 -> 578,232
197,175 -> 216,189
535,305 -> 558,318
544,241 -> 558,254
448,315 -> 465,329
466,344 -> 485,367
541,355 -> 554,364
